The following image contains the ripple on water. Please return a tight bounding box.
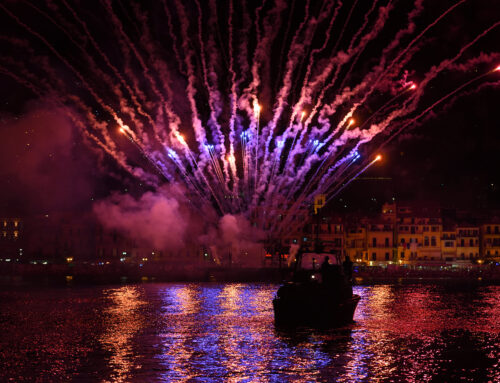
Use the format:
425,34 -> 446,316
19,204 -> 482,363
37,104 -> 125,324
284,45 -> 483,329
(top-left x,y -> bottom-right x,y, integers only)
0,283 -> 498,382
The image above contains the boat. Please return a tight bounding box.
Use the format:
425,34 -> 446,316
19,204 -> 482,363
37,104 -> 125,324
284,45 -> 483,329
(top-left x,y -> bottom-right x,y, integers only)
273,253 -> 360,327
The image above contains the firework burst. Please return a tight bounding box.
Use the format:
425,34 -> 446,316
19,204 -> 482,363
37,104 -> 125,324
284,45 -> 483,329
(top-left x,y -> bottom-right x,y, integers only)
0,0 -> 499,243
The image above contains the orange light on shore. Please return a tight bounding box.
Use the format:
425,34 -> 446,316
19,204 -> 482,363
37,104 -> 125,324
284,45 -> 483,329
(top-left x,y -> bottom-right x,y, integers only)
119,127 -> 125,134
409,83 -> 417,90
494,65 -> 500,72
375,154 -> 382,161
348,118 -> 355,126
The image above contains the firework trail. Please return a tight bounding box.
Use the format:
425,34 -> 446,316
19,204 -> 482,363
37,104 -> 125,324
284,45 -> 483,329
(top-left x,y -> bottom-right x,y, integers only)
0,0 -> 498,243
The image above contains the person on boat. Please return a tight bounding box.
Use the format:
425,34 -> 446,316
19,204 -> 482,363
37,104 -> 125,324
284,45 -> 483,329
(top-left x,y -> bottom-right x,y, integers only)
343,255 -> 353,282
320,256 -> 332,283
321,256 -> 330,270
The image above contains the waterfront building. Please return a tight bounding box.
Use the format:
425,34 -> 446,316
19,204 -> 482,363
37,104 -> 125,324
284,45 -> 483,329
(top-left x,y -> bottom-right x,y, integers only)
481,221 -> 500,262
366,220 -> 394,265
345,223 -> 367,263
397,216 -> 423,262
441,225 -> 457,262
395,203 -> 442,264
310,216 -> 344,254
456,225 -> 480,261
0,217 -> 22,261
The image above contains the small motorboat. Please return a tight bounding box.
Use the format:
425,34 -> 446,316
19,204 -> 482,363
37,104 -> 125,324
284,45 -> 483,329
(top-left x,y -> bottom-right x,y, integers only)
273,253 -> 360,327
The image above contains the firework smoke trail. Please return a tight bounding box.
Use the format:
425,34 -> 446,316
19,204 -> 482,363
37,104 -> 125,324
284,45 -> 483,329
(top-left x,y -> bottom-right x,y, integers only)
1,0 -> 498,242
281,1 -> 389,180
194,0 -> 228,192
227,0 -> 241,199
263,0 -> 340,197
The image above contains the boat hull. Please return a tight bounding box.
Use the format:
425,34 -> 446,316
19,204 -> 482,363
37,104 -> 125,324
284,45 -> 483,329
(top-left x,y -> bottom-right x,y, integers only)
273,294 -> 360,327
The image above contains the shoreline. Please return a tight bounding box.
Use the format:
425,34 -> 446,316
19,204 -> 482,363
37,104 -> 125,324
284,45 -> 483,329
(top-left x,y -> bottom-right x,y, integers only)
1,264 -> 499,287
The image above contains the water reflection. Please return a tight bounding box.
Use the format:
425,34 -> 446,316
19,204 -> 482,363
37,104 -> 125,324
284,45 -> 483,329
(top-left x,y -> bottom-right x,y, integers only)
1,284 -> 498,382
99,286 -> 146,383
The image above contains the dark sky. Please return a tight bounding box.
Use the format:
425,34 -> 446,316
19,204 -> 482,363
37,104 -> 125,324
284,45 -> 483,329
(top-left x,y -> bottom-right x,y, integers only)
0,0 -> 499,216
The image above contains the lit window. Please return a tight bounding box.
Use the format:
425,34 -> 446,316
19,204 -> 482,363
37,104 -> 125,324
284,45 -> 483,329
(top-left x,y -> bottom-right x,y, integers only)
14,221 -> 18,227
13,231 -> 18,238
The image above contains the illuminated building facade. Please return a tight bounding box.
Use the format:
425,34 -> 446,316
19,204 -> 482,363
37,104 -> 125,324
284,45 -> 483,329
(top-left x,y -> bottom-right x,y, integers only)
481,222 -> 500,262
345,224 -> 367,263
367,221 -> 394,265
456,225 -> 480,261
0,217 -> 22,261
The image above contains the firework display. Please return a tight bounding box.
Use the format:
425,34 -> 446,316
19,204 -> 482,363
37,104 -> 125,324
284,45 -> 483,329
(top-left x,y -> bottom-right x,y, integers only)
0,0 -> 498,241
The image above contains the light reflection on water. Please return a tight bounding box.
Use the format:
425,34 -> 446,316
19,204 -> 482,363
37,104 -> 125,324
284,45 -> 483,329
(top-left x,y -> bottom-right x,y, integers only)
0,283 -> 499,382
99,286 -> 146,383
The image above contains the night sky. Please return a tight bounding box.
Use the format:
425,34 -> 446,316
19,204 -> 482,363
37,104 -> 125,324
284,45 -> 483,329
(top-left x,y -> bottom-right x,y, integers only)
0,0 -> 499,218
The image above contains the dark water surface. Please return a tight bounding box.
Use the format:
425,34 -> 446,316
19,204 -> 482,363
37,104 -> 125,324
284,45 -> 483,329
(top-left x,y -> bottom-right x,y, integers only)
0,283 -> 499,382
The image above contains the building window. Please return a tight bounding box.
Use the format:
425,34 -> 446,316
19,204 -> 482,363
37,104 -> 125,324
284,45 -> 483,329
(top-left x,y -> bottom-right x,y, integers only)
424,237 -> 429,246
385,252 -> 390,260
372,238 -> 377,247
372,253 -> 376,261
431,236 -> 436,246
385,238 -> 389,247
401,251 -> 405,259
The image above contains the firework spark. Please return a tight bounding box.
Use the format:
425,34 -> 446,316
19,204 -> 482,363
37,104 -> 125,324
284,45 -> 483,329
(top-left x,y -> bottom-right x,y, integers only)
0,0 -> 498,243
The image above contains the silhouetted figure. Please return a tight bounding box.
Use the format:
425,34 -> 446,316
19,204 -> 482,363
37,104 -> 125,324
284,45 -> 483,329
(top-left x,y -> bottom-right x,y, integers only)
343,255 -> 353,282
321,256 -> 331,283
